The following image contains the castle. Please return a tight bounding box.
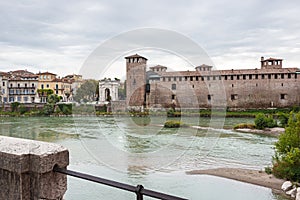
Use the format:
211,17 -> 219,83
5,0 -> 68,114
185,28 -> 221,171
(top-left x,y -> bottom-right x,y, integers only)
125,54 -> 300,110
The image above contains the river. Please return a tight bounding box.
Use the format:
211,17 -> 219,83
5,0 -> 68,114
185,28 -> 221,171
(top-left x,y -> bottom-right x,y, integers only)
0,116 -> 287,200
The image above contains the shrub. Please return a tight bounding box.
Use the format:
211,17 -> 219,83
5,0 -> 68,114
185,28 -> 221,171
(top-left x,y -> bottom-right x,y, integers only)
42,104 -> 55,115
11,102 -> 20,112
254,113 -> 277,129
164,120 -> 188,128
278,112 -> 289,127
19,106 -> 28,115
233,123 -> 255,129
272,112 -> 300,182
58,104 -> 72,115
265,166 -> 272,175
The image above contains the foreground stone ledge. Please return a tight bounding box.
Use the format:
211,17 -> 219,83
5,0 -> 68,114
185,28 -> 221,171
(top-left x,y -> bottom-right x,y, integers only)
0,136 -> 69,200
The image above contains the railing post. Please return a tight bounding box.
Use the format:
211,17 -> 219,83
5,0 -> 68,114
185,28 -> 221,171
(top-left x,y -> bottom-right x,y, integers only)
135,185 -> 144,200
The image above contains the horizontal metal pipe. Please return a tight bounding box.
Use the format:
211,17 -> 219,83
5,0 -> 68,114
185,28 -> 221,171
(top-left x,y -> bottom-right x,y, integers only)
53,166 -> 188,200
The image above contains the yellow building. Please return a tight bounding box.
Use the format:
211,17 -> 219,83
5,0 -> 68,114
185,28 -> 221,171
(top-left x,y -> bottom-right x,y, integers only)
37,72 -> 65,103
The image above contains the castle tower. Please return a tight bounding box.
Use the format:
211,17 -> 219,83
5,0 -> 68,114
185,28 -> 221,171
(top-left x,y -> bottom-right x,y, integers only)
261,57 -> 283,69
125,54 -> 147,108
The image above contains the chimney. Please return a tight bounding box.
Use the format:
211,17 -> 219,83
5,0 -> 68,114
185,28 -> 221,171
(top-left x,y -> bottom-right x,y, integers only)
261,56 -> 264,61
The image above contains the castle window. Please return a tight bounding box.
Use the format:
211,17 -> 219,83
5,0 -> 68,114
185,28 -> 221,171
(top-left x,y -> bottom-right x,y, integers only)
288,74 -> 291,79
275,74 -> 278,79
168,77 -> 171,81
261,74 -> 265,79
219,76 -> 221,80
162,77 -> 165,81
281,83 -> 283,87
213,76 -> 216,80
18,83 -> 20,87
280,94 -> 287,100
208,94 -> 211,101
281,74 -> 284,79
196,76 -> 199,81
46,84 -> 49,88
185,76 -> 188,81
32,83 -> 34,87
231,75 -> 234,80
41,84 -> 44,89
295,74 -> 297,79
243,75 -> 246,80
224,75 -> 227,80
256,83 -> 258,87
179,77 -> 182,81
237,75 -> 240,80
189,76 -> 193,81
232,84 -> 234,87
255,74 -> 258,79
207,76 -> 210,81
192,85 -> 194,88
201,76 -> 204,81
231,94 -> 238,100
249,74 -> 252,79
174,77 -> 176,81
268,74 -> 271,79
171,84 -> 176,90
2,82 -> 5,86
171,94 -> 176,100
25,83 -> 27,87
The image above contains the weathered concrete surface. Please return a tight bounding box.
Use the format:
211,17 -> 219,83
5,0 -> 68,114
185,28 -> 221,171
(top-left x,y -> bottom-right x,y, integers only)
0,136 -> 69,200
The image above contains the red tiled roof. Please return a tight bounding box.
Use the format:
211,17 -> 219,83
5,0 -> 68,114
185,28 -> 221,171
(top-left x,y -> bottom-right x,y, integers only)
125,54 -> 148,60
262,57 -> 283,61
36,71 -> 57,76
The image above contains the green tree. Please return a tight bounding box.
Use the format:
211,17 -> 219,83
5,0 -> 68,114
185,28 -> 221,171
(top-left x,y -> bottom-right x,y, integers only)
41,94 -> 61,115
73,79 -> 99,102
272,112 -> 300,181
47,94 -> 60,104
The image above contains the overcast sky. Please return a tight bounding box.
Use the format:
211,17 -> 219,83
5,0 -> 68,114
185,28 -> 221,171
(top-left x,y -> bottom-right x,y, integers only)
1,0 -> 300,78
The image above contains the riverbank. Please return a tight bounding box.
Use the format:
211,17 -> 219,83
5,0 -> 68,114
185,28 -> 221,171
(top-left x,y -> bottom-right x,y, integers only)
187,168 -> 285,193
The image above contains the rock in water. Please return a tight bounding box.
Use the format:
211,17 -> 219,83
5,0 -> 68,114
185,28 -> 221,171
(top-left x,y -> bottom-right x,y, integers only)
286,187 -> 297,198
281,181 -> 293,192
296,188 -> 300,200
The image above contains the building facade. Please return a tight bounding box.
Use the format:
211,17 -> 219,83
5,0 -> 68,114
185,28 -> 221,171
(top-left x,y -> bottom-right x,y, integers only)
37,72 -> 75,102
7,70 -> 39,103
125,54 -> 300,110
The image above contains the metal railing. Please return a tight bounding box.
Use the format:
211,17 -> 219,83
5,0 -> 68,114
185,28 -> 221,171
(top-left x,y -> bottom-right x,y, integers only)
53,166 -> 188,200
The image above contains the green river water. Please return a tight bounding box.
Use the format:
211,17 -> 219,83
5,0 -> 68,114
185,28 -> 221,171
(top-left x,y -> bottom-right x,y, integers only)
0,116 -> 287,200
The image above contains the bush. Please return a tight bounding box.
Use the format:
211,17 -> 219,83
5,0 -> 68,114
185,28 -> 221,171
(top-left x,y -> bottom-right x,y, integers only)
164,120 -> 188,128
58,104 -> 72,115
233,123 -> 255,129
19,106 -> 28,115
11,102 -> 20,112
265,166 -> 272,175
42,104 -> 55,115
272,112 -> 300,182
254,113 -> 277,129
278,112 -> 289,127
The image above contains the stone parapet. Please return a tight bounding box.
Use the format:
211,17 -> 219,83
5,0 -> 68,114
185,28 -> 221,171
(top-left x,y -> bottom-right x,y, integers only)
0,136 -> 69,200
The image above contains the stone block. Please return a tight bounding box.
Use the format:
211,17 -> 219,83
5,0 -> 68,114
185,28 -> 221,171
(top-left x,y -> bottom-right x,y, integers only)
0,136 -> 69,200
